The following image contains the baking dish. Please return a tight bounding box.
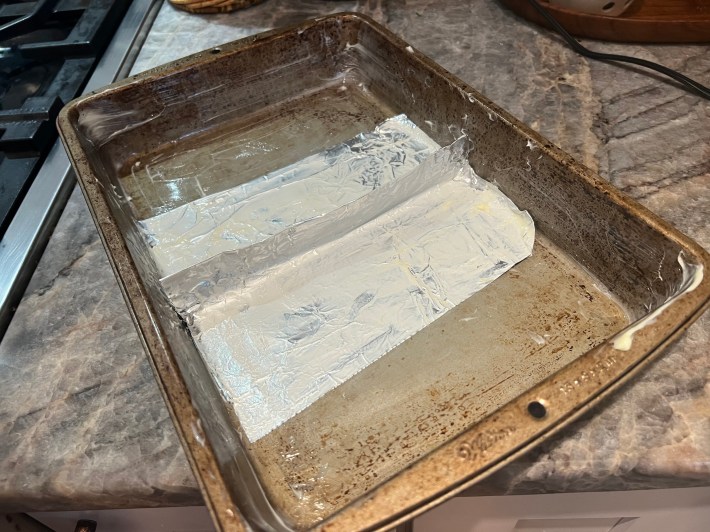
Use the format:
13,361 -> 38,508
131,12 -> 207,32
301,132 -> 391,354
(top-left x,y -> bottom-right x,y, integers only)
57,13 -> 710,531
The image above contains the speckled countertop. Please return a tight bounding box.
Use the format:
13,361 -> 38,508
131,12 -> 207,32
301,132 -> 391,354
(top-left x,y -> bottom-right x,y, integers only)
1,0 -> 708,512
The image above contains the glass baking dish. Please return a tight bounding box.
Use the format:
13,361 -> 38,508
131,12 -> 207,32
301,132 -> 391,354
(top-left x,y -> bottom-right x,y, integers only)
58,13 -> 709,531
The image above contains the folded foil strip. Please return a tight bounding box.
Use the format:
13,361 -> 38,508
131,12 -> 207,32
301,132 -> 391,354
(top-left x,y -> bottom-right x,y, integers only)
154,135 -> 534,442
162,137 -> 472,313
141,114 -> 439,278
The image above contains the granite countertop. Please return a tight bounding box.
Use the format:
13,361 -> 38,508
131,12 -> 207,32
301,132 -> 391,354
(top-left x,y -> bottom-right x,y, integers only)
1,0 -> 709,512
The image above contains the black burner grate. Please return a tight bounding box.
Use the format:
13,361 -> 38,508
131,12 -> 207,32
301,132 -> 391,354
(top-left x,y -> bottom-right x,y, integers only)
0,0 -> 129,239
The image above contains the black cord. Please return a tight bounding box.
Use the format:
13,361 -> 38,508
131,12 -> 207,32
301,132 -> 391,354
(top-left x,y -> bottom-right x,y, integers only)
526,0 -> 710,100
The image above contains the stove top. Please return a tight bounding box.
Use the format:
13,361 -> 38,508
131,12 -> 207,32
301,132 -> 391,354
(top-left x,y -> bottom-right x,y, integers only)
0,0 -> 129,237
0,0 -> 161,338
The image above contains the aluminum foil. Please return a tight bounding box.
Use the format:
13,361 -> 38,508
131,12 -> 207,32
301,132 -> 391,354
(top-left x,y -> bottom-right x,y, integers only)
140,115 -> 439,278
149,117 -> 535,442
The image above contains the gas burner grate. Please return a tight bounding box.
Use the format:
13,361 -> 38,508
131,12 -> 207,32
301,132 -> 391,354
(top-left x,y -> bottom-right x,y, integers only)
0,0 -> 129,241
0,56 -> 92,155
0,0 -> 160,340
0,0 -> 129,58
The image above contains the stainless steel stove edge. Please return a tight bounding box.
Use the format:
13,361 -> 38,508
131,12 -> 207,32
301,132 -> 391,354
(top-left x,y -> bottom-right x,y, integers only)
0,0 -> 162,340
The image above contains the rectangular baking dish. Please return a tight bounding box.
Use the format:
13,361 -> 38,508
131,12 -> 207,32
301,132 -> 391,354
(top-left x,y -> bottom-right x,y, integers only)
57,13 -> 710,531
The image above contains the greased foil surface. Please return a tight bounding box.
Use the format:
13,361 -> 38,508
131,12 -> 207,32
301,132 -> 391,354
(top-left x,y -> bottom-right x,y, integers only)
141,115 -> 439,278
147,117 -> 535,442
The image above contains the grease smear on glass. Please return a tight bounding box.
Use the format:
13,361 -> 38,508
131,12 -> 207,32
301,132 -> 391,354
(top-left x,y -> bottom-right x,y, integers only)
144,115 -> 535,442
612,253 -> 704,351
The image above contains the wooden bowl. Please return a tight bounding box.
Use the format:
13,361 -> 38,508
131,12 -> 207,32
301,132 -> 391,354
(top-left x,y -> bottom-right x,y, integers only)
169,0 -> 264,14
499,0 -> 710,43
